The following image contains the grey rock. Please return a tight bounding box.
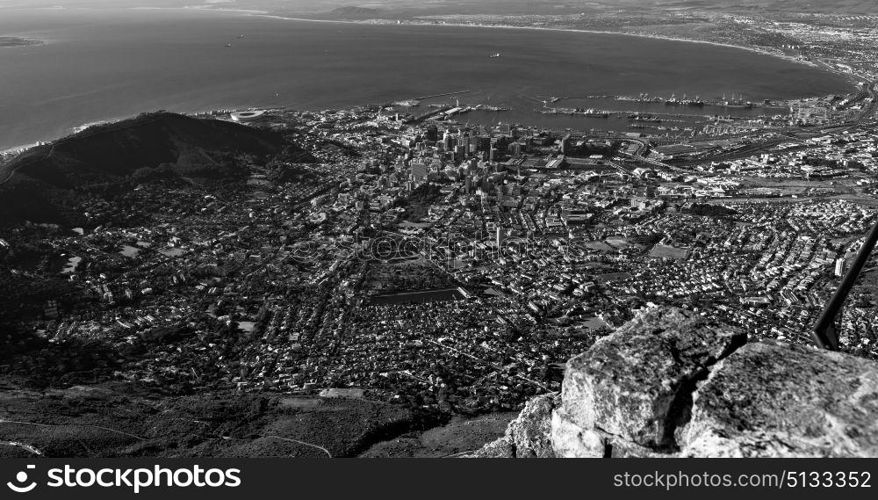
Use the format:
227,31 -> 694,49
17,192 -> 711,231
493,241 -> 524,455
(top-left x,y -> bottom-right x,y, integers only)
466,393 -> 558,458
562,307 -> 746,449
605,434 -> 675,458
679,341 -> 878,457
550,406 -> 675,458
506,393 -> 558,458
551,408 -> 605,458
466,436 -> 515,458
470,307 -> 878,459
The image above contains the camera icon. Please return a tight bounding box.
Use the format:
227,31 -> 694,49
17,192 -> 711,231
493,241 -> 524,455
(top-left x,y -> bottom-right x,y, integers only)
6,465 -> 37,494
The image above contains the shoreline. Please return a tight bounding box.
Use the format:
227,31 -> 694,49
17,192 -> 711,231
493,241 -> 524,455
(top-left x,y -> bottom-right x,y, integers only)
0,7 -> 861,155
188,6 -> 867,88
130,5 -> 843,74
189,7 -> 835,73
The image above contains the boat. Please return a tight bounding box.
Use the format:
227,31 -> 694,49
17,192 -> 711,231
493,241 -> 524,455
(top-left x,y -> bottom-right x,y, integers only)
721,92 -> 752,108
666,93 -> 704,107
225,43 -> 232,48
628,113 -> 662,123
489,53 -> 501,58
687,96 -> 705,107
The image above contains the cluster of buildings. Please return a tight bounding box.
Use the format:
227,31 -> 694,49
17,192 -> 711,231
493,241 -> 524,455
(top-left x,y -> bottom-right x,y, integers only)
3,97 -> 878,414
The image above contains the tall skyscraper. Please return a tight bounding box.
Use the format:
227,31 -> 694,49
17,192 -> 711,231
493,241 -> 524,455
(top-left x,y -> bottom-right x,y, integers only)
442,129 -> 453,151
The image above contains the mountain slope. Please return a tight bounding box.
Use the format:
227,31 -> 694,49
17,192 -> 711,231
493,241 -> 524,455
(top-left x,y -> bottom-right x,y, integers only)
0,112 -> 286,226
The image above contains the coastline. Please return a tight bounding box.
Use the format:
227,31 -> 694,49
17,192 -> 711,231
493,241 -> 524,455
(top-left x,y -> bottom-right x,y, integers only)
1,108 -> 256,159
129,5 -> 818,71
189,7 -> 830,73
0,116 -> 126,158
145,5 -> 866,89
0,142 -> 41,157
194,6 -> 866,87
0,7 -> 861,155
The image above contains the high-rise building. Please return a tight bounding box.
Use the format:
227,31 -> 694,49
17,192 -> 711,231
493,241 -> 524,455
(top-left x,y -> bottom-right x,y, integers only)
442,130 -> 453,151
425,124 -> 439,142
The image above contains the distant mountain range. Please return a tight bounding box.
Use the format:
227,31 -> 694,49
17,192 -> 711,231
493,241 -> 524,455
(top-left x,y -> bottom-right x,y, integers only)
646,0 -> 878,13
3,1 -> 872,16
277,0 -> 878,17
0,112 -> 284,226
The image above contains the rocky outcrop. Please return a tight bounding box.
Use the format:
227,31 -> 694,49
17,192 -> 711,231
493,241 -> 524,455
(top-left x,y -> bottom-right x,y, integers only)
679,341 -> 878,457
468,394 -> 559,458
562,308 -> 746,451
473,307 -> 878,458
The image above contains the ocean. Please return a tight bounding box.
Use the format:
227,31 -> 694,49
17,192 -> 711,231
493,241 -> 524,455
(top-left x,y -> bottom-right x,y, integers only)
0,7 -> 854,151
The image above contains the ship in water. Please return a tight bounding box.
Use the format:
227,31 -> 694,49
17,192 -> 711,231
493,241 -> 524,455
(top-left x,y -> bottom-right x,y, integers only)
721,93 -> 753,109
665,93 -> 705,107
489,52 -> 502,58
629,112 -> 663,123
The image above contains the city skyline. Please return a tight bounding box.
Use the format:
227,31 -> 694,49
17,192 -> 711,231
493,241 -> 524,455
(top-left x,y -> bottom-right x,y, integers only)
1,0 -> 878,467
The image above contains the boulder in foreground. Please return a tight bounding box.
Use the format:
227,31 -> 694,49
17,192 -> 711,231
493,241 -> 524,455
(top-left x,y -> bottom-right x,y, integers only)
679,341 -> 878,457
473,307 -> 878,458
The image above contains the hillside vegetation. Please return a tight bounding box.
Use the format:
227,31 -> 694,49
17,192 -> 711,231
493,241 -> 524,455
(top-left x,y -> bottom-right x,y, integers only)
0,112 -> 286,226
